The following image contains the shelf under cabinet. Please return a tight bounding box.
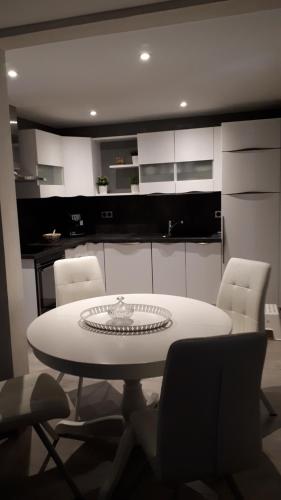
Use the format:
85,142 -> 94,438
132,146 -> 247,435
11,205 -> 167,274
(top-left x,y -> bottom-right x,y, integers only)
109,163 -> 139,169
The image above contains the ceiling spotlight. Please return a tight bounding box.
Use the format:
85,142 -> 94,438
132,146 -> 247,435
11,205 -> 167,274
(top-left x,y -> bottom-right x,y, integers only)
180,101 -> 188,108
90,110 -> 97,116
140,51 -> 151,62
8,69 -> 18,79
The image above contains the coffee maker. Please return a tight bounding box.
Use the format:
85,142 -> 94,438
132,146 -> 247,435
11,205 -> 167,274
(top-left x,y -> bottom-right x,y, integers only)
68,213 -> 85,237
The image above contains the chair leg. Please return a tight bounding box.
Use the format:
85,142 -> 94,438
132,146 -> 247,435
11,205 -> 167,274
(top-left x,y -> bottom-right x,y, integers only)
33,423 -> 84,500
260,389 -> 277,416
57,372 -> 64,384
75,377 -> 84,421
98,425 -> 135,500
225,476 -> 244,500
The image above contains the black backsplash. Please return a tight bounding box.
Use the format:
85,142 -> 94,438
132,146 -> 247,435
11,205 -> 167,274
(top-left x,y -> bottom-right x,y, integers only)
17,192 -> 221,244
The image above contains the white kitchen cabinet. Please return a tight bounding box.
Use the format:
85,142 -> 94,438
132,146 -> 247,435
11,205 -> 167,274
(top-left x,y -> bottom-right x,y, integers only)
138,131 -> 174,164
19,129 -> 62,168
104,243 -> 152,294
222,118 -> 281,151
213,126 -> 222,191
222,149 -> 281,194
64,242 -> 105,282
62,137 -> 96,196
186,243 -> 222,304
222,193 -> 280,304
175,179 -> 214,193
18,129 -> 64,198
152,243 -> 186,296
22,259 -> 38,328
35,129 -> 62,166
139,181 -> 176,194
175,127 -> 214,162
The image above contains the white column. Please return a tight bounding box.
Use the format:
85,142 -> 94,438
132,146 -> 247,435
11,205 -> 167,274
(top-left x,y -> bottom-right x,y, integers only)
0,49 -> 28,377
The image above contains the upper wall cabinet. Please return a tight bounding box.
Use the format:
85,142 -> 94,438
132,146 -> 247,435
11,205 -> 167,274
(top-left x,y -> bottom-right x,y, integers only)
137,131 -> 174,164
35,130 -> 63,166
222,118 -> 281,151
222,149 -> 281,194
18,129 -> 64,198
175,127 -> 214,162
19,129 -> 63,168
62,137 -> 95,196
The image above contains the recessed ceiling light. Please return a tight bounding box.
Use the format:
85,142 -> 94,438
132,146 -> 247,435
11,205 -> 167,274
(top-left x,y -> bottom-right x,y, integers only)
90,110 -> 97,116
9,120 -> 17,125
180,101 -> 188,108
140,51 -> 151,62
8,69 -> 18,79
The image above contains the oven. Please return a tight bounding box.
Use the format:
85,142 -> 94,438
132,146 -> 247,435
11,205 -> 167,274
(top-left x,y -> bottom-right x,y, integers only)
35,250 -> 65,315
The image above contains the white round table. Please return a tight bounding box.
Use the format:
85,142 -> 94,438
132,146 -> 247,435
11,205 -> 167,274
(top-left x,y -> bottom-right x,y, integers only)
27,294 -> 232,420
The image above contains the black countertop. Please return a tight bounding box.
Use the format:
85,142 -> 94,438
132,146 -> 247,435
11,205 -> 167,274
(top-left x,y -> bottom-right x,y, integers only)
21,232 -> 222,262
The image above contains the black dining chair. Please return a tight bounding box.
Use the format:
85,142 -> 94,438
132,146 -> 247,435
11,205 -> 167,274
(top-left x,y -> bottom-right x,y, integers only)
99,332 -> 267,500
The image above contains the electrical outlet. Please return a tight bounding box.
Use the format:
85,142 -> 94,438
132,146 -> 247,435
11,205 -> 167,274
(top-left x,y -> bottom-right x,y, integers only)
101,211 -> 113,219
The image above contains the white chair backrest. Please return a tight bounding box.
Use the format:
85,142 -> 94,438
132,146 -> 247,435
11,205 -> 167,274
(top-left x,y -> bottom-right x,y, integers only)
216,257 -> 270,333
54,256 -> 105,306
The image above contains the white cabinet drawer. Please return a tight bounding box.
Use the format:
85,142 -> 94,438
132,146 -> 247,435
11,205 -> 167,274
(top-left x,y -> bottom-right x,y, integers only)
139,181 -> 176,194
104,243 -> 152,294
138,131 -> 174,164
222,149 -> 281,194
175,179 -> 214,193
222,118 -> 281,151
152,243 -> 186,296
186,242 -> 222,304
39,185 -> 65,197
175,127 -> 213,162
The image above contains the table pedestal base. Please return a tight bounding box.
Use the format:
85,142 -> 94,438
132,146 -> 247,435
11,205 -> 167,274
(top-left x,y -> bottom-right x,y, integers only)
55,379 -> 158,440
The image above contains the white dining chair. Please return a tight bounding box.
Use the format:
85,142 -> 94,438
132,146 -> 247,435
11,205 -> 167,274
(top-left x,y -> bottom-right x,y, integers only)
216,257 -> 276,416
54,256 -> 105,420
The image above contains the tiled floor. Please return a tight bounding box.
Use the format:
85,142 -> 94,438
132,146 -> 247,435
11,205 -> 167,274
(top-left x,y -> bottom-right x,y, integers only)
1,340 -> 281,499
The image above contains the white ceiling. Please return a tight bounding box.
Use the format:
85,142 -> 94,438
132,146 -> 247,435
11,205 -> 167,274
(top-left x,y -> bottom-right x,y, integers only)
0,0 -> 165,29
6,8 -> 281,127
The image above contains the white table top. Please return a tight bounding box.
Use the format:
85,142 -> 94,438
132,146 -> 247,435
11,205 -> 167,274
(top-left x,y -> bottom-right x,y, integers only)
27,294 -> 232,380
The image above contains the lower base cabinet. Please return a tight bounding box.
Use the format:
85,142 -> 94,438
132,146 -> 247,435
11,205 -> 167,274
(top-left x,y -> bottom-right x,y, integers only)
65,242 -> 105,282
104,243 -> 153,294
186,243 -> 222,304
152,243 -> 186,296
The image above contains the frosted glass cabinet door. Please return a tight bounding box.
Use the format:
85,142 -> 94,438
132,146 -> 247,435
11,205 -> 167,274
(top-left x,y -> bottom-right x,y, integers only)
222,118 -> 281,151
35,130 -> 63,166
222,193 -> 280,304
175,127 -> 214,162
104,243 -> 152,294
186,243 -> 222,304
222,149 -> 281,194
137,131 -> 174,164
152,243 -> 186,296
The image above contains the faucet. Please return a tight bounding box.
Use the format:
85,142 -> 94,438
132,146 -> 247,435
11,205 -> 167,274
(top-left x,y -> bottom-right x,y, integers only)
167,219 -> 184,237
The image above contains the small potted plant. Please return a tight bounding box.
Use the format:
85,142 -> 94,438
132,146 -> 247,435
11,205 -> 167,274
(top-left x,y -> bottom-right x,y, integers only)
97,176 -> 109,194
130,174 -> 139,194
131,151 -> 138,165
